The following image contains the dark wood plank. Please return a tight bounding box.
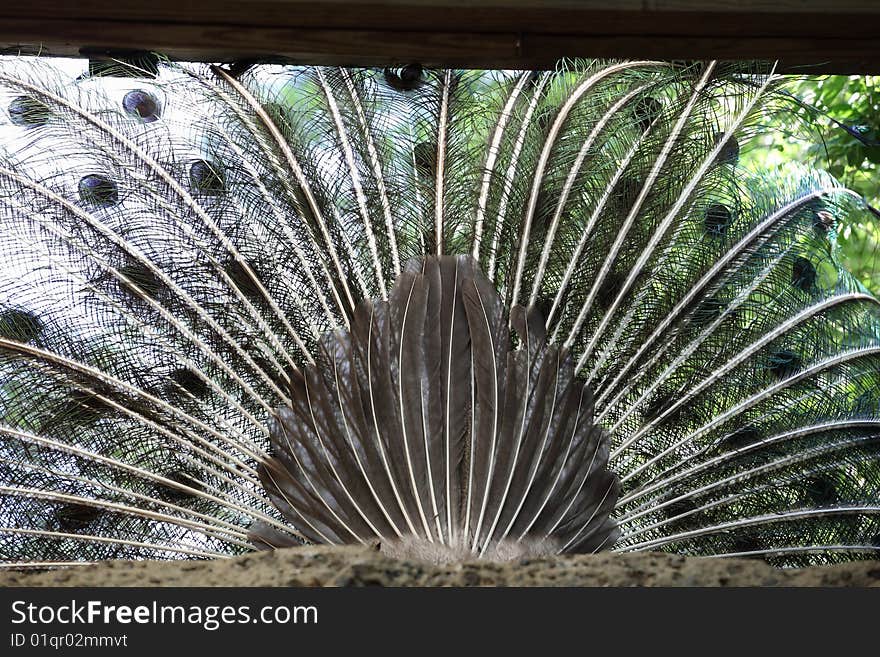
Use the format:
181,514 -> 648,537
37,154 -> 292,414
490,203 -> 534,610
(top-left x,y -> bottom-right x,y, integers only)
0,1 -> 878,72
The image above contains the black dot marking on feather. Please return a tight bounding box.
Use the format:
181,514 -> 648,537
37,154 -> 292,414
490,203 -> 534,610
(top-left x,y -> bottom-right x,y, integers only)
704,203 -> 732,237
62,388 -> 114,421
803,474 -> 839,507
252,355 -> 281,381
533,189 -> 556,232
169,367 -> 209,399
534,296 -> 554,322
414,142 -> 437,177
400,64 -> 423,84
8,96 -> 51,127
730,534 -> 764,559
189,159 -> 226,194
384,64 -> 423,91
534,287 -> 570,325
223,59 -> 262,79
596,272 -> 624,312
157,469 -> 204,502
118,262 -> 161,300
791,256 -> 817,293
633,96 -> 662,132
50,398 -> 88,427
768,348 -> 801,380
0,309 -> 43,343
713,132 -> 740,166
282,363 -> 298,389
55,503 -> 102,531
812,210 -> 835,235
613,176 -> 643,210
725,424 -> 761,450
665,496 -> 698,520
122,90 -> 160,123
78,175 -> 119,207
643,391 -> 676,423
226,259 -> 264,300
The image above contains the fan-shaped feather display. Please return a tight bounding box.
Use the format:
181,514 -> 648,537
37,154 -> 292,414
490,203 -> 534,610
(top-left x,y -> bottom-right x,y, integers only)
0,56 -> 878,568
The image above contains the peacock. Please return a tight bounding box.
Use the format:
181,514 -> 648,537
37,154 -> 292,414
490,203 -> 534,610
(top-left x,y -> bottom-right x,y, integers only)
0,54 -> 878,570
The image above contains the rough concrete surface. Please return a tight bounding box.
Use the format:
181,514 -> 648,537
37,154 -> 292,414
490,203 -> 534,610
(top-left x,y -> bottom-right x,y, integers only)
2,545 -> 879,586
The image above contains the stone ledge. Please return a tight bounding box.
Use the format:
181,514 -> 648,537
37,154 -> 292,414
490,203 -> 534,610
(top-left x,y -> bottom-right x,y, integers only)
2,545 -> 879,586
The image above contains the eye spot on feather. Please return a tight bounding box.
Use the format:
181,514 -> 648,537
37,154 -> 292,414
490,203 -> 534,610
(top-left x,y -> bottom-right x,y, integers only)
812,210 -> 835,235
55,503 -> 102,531
251,354 -> 285,382
8,95 -> 51,127
532,189 -> 557,232
226,259 -> 264,300
400,64 -> 423,83
189,159 -> 226,195
156,468 -> 205,502
168,367 -> 209,399
802,474 -> 839,507
633,96 -> 662,132
791,256 -> 817,293
414,141 -> 437,177
663,493 -> 698,521
118,262 -> 162,300
78,175 -> 119,207
729,534 -> 765,560
713,132 -> 739,166
533,295 -> 554,322
122,90 -> 160,123
612,176 -> 643,210
596,272 -> 624,311
53,388 -> 114,425
643,391 -> 676,423
534,287 -> 569,324
222,59 -> 261,79
0,309 -> 43,343
724,424 -> 761,450
383,64 -> 423,91
767,348 -> 801,379
704,203 -> 732,237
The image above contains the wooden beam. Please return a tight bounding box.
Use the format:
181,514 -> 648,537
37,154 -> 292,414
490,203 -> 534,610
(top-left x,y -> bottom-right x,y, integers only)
0,1 -> 878,73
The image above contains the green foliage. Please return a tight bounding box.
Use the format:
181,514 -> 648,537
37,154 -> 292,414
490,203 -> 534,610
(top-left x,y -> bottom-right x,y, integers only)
749,75 -> 880,294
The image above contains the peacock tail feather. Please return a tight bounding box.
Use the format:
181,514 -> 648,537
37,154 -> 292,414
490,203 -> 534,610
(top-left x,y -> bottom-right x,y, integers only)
0,56 -> 877,568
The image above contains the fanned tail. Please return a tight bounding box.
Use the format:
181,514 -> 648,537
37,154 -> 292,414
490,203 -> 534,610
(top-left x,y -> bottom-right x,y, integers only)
256,256 -> 619,560
0,56 -> 877,567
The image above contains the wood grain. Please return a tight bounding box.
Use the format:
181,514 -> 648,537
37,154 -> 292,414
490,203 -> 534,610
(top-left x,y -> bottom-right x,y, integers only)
0,1 -> 878,72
